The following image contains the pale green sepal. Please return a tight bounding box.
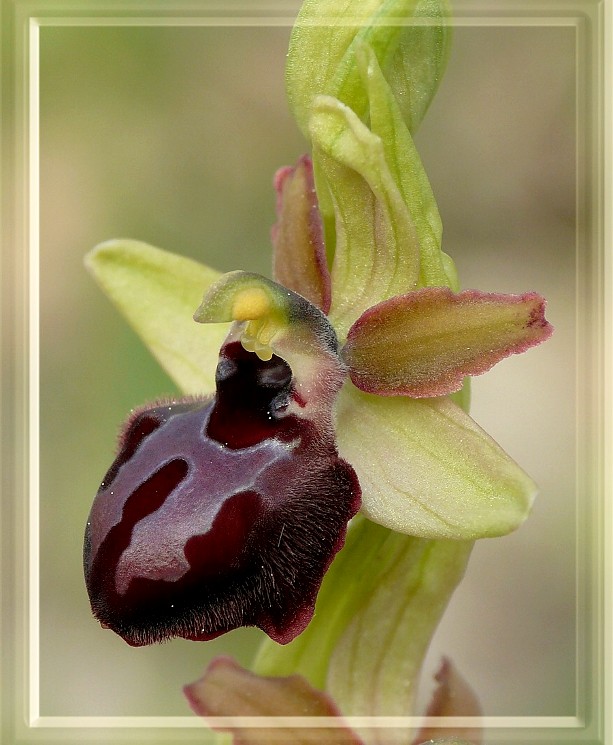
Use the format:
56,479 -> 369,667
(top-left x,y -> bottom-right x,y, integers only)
335,384 -> 537,539
286,0 -> 451,139
357,42 -> 448,287
327,537 -> 472,733
85,240 -> 228,395
309,95 -> 419,338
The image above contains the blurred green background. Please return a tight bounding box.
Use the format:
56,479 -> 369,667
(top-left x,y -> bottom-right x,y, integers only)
39,18 -> 578,721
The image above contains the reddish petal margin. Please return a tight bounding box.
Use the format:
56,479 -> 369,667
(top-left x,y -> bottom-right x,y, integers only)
412,657 -> 482,745
185,657 -> 363,745
342,287 -> 553,397
272,155 -> 332,313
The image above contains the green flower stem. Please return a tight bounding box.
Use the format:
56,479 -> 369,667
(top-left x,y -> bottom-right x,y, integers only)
254,515 -> 392,686
253,515 -> 473,722
327,534 -> 473,723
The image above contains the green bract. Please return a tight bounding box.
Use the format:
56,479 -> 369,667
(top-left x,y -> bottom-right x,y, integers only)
286,0 -> 451,139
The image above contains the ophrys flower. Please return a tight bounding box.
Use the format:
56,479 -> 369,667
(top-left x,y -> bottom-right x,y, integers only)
83,0 -> 551,683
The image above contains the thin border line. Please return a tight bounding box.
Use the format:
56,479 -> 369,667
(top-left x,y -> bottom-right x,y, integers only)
24,10 -> 589,734
27,15 -> 40,730
28,15 -> 584,26
20,3 -> 606,739
604,0 -> 613,740
30,715 -> 583,729
574,11 -> 583,724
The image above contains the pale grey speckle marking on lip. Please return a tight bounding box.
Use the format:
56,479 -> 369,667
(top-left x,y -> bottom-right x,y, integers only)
113,405 -> 295,594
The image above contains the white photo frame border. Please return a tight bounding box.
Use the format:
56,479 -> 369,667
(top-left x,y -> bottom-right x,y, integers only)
1,0 -> 610,742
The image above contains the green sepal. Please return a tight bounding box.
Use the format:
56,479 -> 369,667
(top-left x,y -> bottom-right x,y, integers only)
85,240 -> 227,395
335,385 -> 538,540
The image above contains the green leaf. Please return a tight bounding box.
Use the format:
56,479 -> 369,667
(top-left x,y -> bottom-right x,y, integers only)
85,239 -> 229,395
252,515 -> 471,729
385,0 -> 452,134
326,538 -> 472,725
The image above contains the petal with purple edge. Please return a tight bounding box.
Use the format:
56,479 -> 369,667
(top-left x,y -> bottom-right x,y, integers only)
272,155 -> 332,313
185,656 -> 363,745
334,384 -> 537,540
412,658 -> 482,745
342,287 -> 553,397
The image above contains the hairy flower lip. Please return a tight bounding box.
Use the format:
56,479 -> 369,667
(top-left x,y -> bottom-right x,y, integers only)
84,339 -> 360,647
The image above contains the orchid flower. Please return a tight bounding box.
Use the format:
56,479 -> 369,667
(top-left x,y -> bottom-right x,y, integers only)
83,0 -> 552,738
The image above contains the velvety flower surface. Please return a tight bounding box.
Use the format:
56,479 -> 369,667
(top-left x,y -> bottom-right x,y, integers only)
84,280 -> 360,645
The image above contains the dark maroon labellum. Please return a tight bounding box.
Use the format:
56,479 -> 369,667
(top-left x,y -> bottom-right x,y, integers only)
84,342 -> 360,646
